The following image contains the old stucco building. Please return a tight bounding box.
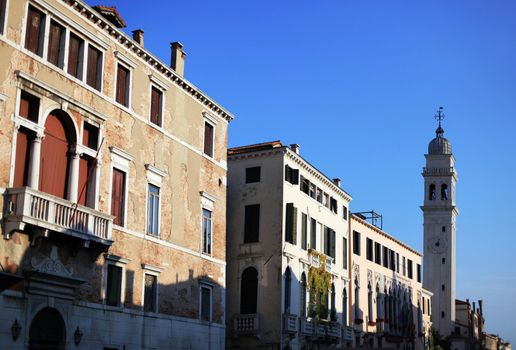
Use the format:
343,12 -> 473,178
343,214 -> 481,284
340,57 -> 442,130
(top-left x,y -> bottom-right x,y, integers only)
0,0 -> 232,349
349,213 -> 432,349
226,141 -> 352,349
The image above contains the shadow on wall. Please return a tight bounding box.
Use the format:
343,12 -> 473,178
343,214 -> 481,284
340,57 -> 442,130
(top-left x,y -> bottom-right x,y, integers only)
0,227 -> 226,350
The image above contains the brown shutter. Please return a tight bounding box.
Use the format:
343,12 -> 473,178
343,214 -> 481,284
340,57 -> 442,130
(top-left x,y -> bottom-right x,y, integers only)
0,0 -> 5,31
204,122 -> 213,156
25,6 -> 43,55
67,33 -> 82,78
13,130 -> 31,187
77,156 -> 92,207
150,87 -> 161,126
19,92 -> 39,123
47,21 -> 63,67
111,168 -> 125,226
116,64 -> 129,106
86,46 -> 101,90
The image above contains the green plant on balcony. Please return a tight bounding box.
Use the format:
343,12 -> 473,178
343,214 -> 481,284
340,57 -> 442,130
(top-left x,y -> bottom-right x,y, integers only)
307,251 -> 331,321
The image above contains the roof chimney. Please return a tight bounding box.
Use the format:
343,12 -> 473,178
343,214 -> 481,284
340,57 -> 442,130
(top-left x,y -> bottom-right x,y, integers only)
132,29 -> 144,46
333,178 -> 341,187
290,144 -> 300,154
171,42 -> 186,77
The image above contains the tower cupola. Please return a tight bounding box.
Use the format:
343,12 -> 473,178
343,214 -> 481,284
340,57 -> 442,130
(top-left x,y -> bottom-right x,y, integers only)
428,107 -> 452,155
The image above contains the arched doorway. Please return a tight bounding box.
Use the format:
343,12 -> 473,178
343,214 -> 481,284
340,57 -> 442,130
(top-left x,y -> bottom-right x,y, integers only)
29,307 -> 66,350
240,267 -> 258,314
39,111 -> 74,199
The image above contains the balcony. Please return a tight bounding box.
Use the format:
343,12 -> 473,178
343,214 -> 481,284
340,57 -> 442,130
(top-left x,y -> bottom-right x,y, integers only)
342,325 -> 353,342
234,314 -> 259,335
283,314 -> 298,333
3,187 -> 113,247
300,317 -> 315,336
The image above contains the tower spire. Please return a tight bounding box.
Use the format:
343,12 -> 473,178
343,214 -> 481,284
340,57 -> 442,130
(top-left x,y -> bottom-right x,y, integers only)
434,107 -> 445,136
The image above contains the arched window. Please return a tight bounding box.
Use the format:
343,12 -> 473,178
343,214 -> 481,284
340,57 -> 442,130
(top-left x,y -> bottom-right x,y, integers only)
441,184 -> 448,200
376,284 -> 382,321
354,278 -> 360,321
429,184 -> 436,200
284,267 -> 291,313
343,288 -> 348,326
29,307 -> 66,350
300,272 -> 307,318
330,283 -> 336,321
417,301 -> 422,335
384,287 -> 389,323
241,267 -> 258,314
367,283 -> 373,323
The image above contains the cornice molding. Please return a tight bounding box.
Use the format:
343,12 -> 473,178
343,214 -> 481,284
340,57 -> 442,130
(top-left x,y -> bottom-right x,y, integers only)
60,0 -> 234,122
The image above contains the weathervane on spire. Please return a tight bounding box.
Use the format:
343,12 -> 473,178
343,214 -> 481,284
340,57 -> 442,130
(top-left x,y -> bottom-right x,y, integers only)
434,107 -> 445,136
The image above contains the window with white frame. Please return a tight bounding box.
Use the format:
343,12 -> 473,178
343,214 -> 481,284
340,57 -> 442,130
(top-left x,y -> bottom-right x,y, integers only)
104,255 -> 129,307
114,52 -> 136,108
148,74 -> 168,128
203,112 -> 217,158
142,264 -> 162,313
25,5 -> 45,56
0,0 -> 7,35
200,191 -> 215,255
109,147 -> 133,227
200,284 -> 212,322
145,164 -> 166,237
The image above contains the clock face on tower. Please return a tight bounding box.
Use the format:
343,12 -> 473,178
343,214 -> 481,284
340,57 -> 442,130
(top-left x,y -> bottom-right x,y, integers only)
428,234 -> 448,253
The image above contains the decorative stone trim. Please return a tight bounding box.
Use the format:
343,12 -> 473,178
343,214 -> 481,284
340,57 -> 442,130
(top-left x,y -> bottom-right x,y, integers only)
141,263 -> 164,274
105,254 -> 130,264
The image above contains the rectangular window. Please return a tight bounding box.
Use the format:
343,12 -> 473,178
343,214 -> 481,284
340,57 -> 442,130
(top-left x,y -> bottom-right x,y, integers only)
19,91 -> 39,123
396,253 -> 400,272
389,250 -> 395,271
300,176 -> 310,194
203,122 -> 214,157
200,285 -> 212,322
383,246 -> 389,268
116,63 -> 130,107
245,166 -> 261,183
330,197 -> 338,214
47,20 -> 65,68
285,203 -> 297,245
284,165 -> 299,185
202,209 -> 212,254
0,0 -> 6,35
408,259 -> 413,279
343,237 -> 348,269
374,242 -> 382,265
143,274 -> 157,312
14,128 -> 32,187
309,183 -> 316,199
147,184 -> 160,236
323,193 -> 329,208
417,264 -> 421,282
316,187 -> 323,203
324,227 -> 335,258
111,168 -> 126,226
342,206 -> 348,220
403,256 -> 406,275
83,122 -> 99,150
301,213 -> 307,250
310,218 -> 316,250
353,230 -> 361,255
366,238 -> 373,261
78,155 -> 94,207
106,264 -> 122,306
86,45 -> 102,91
150,86 -> 162,126
25,6 -> 44,56
244,204 -> 260,243
67,33 -> 84,79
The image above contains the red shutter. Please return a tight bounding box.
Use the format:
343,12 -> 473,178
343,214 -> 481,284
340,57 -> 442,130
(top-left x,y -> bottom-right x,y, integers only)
150,87 -> 161,126
86,46 -> 101,90
19,92 -> 39,122
40,113 -> 69,199
25,7 -> 43,55
204,122 -> 213,156
13,130 -> 31,187
47,21 -> 63,67
116,65 -> 129,106
67,34 -> 82,78
111,168 -> 125,226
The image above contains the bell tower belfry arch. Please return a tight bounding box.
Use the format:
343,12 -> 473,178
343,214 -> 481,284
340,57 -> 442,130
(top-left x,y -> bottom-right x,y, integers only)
421,107 -> 459,336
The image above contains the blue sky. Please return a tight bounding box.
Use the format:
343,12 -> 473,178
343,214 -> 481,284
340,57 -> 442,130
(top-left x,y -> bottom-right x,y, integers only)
95,0 -> 516,342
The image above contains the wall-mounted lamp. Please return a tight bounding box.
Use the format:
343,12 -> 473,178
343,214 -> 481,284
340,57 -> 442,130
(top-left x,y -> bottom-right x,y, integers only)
74,326 -> 83,346
11,319 -> 21,341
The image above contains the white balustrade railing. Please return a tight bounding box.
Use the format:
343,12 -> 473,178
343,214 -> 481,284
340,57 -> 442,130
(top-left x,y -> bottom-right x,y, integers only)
6,187 -> 112,242
283,314 -> 298,333
234,314 -> 259,334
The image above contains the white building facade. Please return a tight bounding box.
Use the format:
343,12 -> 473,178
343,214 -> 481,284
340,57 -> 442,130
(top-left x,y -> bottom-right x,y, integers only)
227,141 -> 353,349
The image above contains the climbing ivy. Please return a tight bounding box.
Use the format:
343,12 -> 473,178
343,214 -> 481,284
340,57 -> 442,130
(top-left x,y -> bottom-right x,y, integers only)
307,251 -> 331,295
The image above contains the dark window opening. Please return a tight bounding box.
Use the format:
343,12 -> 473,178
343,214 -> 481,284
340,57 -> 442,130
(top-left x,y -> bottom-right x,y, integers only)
366,238 -> 373,261
83,122 -> 99,150
324,227 -> 336,258
441,184 -> 449,200
200,285 -> 212,321
342,205 -> 348,220
429,184 -> 436,200
382,246 -> 389,268
20,91 -> 40,123
441,284 -> 445,291
300,273 -> 307,317
13,127 -> 34,187
284,267 -> 291,313
285,203 -> 297,245
0,0 -> 6,35
240,267 -> 258,314
408,259 -> 413,279
442,257 -> 446,264
203,122 -> 214,157
442,225 -> 446,232
245,166 -> 261,183
389,250 -> 395,271
330,197 -> 338,214
285,165 -> 299,185
300,176 -> 309,194
417,264 -> 421,282
67,33 -> 84,79
150,86 -> 162,126
244,204 -> 260,243
310,218 -> 316,250
116,63 -> 130,107
343,237 -> 348,269
111,168 -> 126,226
375,242 -> 382,265
87,45 -> 102,91
25,6 -> 45,56
301,213 -> 307,250
143,274 -> 157,312
78,154 -> 95,208
441,311 -> 445,318
106,264 -> 122,306
353,230 -> 361,255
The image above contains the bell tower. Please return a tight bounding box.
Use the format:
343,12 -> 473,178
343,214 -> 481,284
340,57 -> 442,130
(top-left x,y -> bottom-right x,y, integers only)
421,107 -> 458,337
